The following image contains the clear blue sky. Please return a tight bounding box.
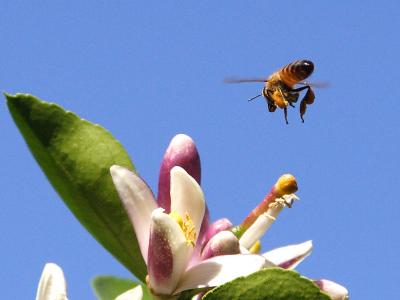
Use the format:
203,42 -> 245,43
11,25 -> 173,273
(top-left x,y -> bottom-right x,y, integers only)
1,2 -> 399,299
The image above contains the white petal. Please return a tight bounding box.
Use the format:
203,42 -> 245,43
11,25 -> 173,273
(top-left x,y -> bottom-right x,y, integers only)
147,208 -> 192,295
35,263 -> 68,300
262,240 -> 313,269
170,166 -> 205,243
110,165 -> 157,263
175,254 -> 267,294
315,279 -> 349,300
115,285 -> 143,300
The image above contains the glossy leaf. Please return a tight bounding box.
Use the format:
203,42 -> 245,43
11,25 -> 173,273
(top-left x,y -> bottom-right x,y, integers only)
92,276 -> 138,300
6,93 -> 146,280
203,268 -> 331,300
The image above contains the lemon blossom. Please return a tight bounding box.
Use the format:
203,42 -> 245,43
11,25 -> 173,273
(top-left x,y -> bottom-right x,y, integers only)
111,165 -> 269,299
35,263 -> 68,300
111,134 -> 348,299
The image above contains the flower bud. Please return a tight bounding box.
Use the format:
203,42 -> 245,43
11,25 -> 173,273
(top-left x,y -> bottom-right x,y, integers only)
314,279 -> 349,300
158,134 -> 201,212
201,231 -> 240,260
202,218 -> 233,248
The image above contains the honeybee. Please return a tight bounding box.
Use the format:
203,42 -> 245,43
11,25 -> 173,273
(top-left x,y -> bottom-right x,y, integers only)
226,60 -> 321,124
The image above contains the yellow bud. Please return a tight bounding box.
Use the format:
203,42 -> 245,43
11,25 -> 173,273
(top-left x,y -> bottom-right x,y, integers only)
275,174 -> 298,196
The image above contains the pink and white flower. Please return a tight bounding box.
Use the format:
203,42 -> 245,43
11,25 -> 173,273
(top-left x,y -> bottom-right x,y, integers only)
111,165 -> 269,299
111,134 -> 348,299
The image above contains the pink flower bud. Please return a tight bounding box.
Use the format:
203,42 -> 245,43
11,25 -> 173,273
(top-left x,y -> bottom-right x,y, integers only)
314,279 -> 349,300
201,231 -> 240,260
202,218 -> 233,248
158,134 -> 201,212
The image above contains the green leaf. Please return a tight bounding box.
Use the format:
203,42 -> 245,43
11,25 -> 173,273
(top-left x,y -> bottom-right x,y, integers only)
92,276 -> 138,300
176,289 -> 202,300
92,276 -> 153,300
203,268 -> 331,300
6,93 -> 146,280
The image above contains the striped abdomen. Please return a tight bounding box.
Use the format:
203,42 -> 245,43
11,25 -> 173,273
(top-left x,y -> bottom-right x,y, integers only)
278,60 -> 314,87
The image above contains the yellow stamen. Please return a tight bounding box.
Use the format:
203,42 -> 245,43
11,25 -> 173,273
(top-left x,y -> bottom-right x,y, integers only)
169,210 -> 196,247
169,210 -> 183,226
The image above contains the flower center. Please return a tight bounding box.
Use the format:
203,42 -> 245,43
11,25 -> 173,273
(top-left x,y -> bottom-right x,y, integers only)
169,211 -> 196,247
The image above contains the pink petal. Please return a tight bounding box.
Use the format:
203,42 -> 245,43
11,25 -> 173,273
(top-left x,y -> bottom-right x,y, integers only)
262,240 -> 313,269
314,279 -> 349,300
158,134 -> 201,212
175,254 -> 269,294
147,208 -> 192,295
110,165 -> 157,263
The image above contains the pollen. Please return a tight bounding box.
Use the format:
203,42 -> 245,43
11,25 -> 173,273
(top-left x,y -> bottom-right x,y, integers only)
274,174 -> 298,196
170,210 -> 196,247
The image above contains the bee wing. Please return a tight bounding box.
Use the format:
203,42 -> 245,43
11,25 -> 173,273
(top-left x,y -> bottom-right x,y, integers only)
298,81 -> 330,88
224,77 -> 268,84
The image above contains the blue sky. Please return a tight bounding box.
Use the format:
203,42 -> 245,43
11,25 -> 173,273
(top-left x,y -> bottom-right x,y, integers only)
1,1 -> 399,299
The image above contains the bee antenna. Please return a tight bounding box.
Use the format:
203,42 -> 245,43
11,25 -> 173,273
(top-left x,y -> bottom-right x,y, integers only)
248,94 -> 262,102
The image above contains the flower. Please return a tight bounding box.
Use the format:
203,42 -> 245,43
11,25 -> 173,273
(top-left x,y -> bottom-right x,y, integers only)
111,134 -> 348,299
35,263 -> 68,300
111,165 -> 268,299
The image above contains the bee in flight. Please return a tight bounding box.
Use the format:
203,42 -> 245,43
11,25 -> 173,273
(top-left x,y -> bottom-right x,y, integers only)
226,60 -> 322,124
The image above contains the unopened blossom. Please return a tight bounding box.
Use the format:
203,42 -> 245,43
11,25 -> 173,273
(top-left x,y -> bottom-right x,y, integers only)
157,134 -> 201,212
35,263 -> 68,300
202,218 -> 233,246
201,230 -> 240,260
315,279 -> 349,300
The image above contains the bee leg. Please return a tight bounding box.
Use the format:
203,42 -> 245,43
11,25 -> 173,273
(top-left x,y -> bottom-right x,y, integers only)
277,88 -> 290,124
284,107 -> 289,124
290,85 -> 309,93
299,87 -> 315,122
289,102 -> 295,108
266,90 -> 277,112
300,101 -> 307,122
